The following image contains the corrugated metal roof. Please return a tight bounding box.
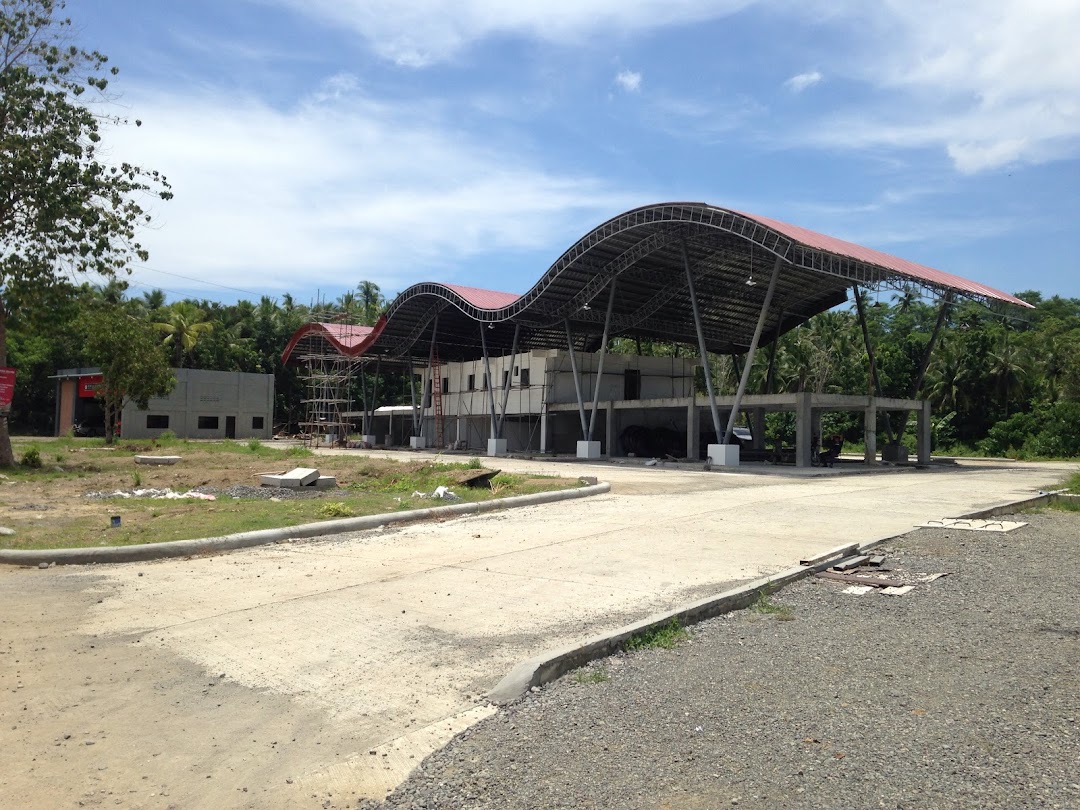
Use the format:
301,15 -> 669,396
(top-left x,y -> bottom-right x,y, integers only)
737,209 -> 1030,309
284,202 -> 1032,364
443,284 -> 521,309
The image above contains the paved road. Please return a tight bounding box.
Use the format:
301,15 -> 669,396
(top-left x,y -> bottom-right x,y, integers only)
0,456 -> 1074,808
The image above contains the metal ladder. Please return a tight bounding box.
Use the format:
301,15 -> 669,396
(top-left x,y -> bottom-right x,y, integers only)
432,350 -> 444,449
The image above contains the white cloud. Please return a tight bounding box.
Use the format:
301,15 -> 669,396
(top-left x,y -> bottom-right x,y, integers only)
615,70 -> 643,93
786,0 -> 1080,172
263,0 -> 755,67
784,70 -> 821,93
104,79 -> 634,297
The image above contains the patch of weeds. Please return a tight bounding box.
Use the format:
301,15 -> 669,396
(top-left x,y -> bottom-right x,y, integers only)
488,472 -> 522,495
625,619 -> 688,651
131,470 -> 142,488
285,445 -> 314,458
19,446 -> 42,469
750,587 -> 796,621
247,438 -> 262,452
318,502 -> 354,518
1065,471 -> 1080,494
573,668 -> 610,684
465,457 -> 483,470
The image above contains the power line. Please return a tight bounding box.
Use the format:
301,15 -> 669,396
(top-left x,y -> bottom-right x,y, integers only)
132,263 -> 264,298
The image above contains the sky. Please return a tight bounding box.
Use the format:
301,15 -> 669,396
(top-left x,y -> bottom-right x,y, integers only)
71,0 -> 1080,306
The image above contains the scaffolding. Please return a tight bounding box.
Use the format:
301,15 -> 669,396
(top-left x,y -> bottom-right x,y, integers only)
295,305 -> 366,447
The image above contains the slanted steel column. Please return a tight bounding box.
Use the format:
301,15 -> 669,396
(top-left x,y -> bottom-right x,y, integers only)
587,280 -> 618,441
564,319 -> 589,439
724,255 -> 783,443
854,287 -> 894,445
681,240 -> 722,438
496,323 -> 521,439
479,322 -> 498,439
897,293 -> 953,440
421,314 -> 440,438
408,359 -> 419,435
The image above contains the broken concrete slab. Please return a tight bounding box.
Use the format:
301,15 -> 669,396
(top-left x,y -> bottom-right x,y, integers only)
311,476 -> 337,489
917,518 -> 1028,532
280,468 -> 320,487
134,455 -> 181,465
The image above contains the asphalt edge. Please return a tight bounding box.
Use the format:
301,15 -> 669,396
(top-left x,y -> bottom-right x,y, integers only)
0,482 -> 611,567
488,489 -> 1065,705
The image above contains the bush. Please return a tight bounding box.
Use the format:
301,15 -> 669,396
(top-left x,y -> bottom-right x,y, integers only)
19,446 -> 42,468
981,412 -> 1039,456
1028,402 -> 1080,459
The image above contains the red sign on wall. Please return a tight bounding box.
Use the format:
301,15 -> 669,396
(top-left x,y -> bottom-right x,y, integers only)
0,367 -> 15,410
79,375 -> 104,398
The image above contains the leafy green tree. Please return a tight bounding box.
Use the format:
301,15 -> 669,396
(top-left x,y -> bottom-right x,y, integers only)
153,301 -> 214,367
79,304 -> 174,445
0,0 -> 171,464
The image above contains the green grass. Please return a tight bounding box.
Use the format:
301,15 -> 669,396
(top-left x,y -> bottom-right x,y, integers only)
0,438 -> 577,550
624,619 -> 689,651
749,587 -> 796,621
1065,472 -> 1080,494
573,668 -> 610,684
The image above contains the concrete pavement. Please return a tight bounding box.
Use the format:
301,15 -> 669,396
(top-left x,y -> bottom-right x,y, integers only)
1,455 -> 1074,808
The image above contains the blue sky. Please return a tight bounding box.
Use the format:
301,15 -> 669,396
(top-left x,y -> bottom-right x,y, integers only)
76,0 -> 1080,305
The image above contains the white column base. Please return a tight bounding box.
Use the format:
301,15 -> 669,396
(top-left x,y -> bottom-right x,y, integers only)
360,434 -> 377,447
707,443 -> 740,466
487,438 -> 508,457
577,440 -> 602,460
409,435 -> 427,449
384,434 -> 393,448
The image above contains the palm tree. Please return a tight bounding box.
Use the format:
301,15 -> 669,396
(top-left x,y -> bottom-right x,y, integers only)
153,302 -> 215,368
357,280 -> 385,325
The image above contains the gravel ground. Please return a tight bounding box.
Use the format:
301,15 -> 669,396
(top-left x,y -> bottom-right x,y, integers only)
362,510 -> 1079,810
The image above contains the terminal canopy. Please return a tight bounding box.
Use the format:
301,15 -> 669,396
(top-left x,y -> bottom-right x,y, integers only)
283,202 -> 1030,365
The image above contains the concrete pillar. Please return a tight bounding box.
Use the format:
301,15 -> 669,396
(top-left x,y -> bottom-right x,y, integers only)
918,400 -> 931,464
811,408 -> 822,452
686,400 -> 700,459
795,392 -> 812,468
753,408 -> 766,451
864,401 -> 878,464
605,402 -> 614,458
539,406 -> 548,454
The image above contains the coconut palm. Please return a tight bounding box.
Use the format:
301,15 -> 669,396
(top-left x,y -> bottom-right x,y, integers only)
153,302 -> 215,368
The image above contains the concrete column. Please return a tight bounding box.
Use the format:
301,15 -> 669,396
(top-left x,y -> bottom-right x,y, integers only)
795,392 -> 812,468
918,400 -> 931,464
865,401 -> 878,464
605,401 -> 614,457
811,408 -> 823,454
686,400 -> 700,459
753,408 -> 766,451
539,406 -> 548,454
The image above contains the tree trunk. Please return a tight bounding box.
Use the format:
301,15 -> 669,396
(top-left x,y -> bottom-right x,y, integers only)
0,297 -> 15,467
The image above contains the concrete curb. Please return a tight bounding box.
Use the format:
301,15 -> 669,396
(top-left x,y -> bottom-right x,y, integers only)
0,482 -> 611,567
488,487 -> 1062,705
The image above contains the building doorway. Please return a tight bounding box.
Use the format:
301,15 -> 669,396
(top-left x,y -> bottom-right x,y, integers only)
225,416 -> 236,439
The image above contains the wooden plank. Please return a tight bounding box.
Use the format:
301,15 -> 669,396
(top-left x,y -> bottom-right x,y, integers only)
833,555 -> 870,571
815,571 -> 910,588
867,554 -> 886,567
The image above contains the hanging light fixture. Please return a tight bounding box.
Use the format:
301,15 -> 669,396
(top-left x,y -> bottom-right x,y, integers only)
745,242 -> 757,286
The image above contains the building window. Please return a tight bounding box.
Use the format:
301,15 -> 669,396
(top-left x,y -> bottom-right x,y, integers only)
468,374 -> 475,391
624,369 -> 641,401
252,416 -> 264,430
442,376 -> 449,394
482,373 -> 488,390
146,414 -> 169,429
514,365 -> 519,377
198,416 -> 219,430
520,368 -> 530,387
502,370 -> 510,388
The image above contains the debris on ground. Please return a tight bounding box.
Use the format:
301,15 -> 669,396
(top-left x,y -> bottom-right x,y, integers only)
258,467 -> 337,490
412,485 -> 460,501
85,488 -> 217,501
133,455 -> 182,465
815,552 -> 951,596
917,517 -> 1028,532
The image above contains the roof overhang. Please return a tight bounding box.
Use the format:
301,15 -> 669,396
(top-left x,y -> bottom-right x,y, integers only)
284,202 -> 1031,365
